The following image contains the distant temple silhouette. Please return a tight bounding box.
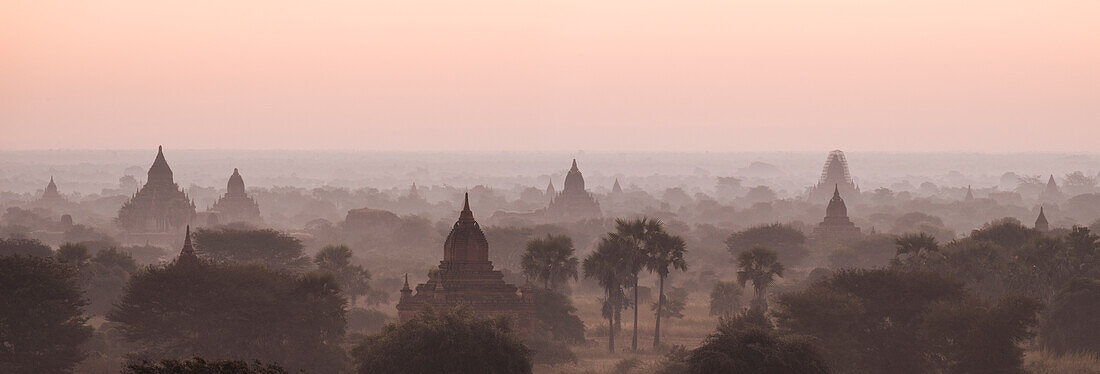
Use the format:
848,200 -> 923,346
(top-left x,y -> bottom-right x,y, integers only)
208,168 -> 261,225
116,146 -> 196,232
1035,206 -> 1050,232
545,159 -> 602,219
1039,175 -> 1064,203
397,193 -> 535,334
491,159 -> 602,223
809,150 -> 859,203
34,177 -> 70,210
811,185 -> 862,244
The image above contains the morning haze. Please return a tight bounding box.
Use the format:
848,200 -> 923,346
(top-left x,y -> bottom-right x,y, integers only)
2,2 -> 1098,374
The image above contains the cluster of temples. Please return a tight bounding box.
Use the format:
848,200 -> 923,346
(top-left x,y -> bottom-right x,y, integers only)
491,159 -> 603,224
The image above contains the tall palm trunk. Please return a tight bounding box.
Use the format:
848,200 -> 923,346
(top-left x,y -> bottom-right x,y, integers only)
632,281 -> 639,351
653,275 -> 664,348
607,290 -> 616,353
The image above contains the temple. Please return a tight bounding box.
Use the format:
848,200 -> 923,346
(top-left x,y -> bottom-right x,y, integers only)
177,225 -> 200,264
545,179 -> 556,198
964,185 -> 974,201
811,185 -> 862,244
116,146 -> 196,232
611,178 -> 623,195
1035,206 -> 1050,232
809,150 -> 859,203
33,177 -> 70,210
397,193 -> 535,334
1039,175 -> 1064,203
544,159 -> 602,220
208,168 -> 262,225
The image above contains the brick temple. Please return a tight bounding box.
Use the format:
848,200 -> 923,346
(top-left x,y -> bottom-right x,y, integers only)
397,193 -> 535,334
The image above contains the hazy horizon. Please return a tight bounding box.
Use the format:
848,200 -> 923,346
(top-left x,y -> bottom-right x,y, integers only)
4,1 -> 1098,152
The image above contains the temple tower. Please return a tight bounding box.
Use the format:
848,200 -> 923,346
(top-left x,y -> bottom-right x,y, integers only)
811,185 -> 862,244
1035,206 -> 1050,232
1040,175 -> 1065,203
116,146 -> 196,232
209,168 -> 262,225
397,193 -> 535,334
810,150 -> 859,203
545,159 -> 602,220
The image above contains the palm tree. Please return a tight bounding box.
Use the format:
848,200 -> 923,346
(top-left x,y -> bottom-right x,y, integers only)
520,234 -> 579,290
583,236 -> 631,353
736,246 -> 784,311
609,218 -> 653,351
644,230 -> 687,348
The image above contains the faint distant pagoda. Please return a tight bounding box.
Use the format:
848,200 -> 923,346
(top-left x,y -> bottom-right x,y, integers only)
209,168 -> 261,225
1039,175 -> 1065,203
809,150 -> 859,203
397,193 -> 535,334
116,146 -> 196,232
34,176 -> 69,206
811,185 -> 862,244
545,159 -> 602,220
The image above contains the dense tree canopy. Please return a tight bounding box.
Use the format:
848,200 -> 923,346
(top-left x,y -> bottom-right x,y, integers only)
108,259 -> 347,373
351,308 -> 532,374
123,358 -> 288,374
314,244 -> 372,305
0,255 -> 93,373
725,223 -> 808,266
684,314 -> 828,374
774,268 -> 1040,374
0,237 -> 52,257
192,227 -> 309,270
1040,277 -> 1100,354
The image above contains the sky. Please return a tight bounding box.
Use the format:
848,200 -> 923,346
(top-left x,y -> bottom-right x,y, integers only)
2,0 -> 1098,152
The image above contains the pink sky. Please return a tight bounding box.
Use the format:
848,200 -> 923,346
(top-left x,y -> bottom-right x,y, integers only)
2,0 -> 1098,152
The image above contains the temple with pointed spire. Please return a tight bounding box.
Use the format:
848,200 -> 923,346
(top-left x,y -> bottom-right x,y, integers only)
208,168 -> 262,225
811,185 -> 862,244
1035,206 -> 1050,232
544,159 -> 602,220
34,176 -> 69,208
116,146 -> 196,232
1039,175 -> 1065,203
396,193 -> 535,334
964,185 -> 975,201
611,178 -> 623,195
177,225 -> 200,264
809,150 -> 860,203
545,178 -> 556,198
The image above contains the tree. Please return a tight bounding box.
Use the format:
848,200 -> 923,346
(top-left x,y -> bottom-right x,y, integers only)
650,286 -> 687,325
708,280 -> 742,317
644,229 -> 687,348
0,255 -> 93,373
607,218 -> 654,351
725,223 -> 809,266
969,218 -> 1040,250
735,246 -> 784,311
0,237 -> 52,257
894,232 -> 939,256
314,244 -> 372,305
56,242 -> 91,267
685,317 -> 829,374
82,248 -> 140,315
533,289 -> 585,344
519,234 -> 579,290
773,268 -> 1038,374
108,259 -> 347,373
192,227 -> 308,270
123,358 -> 288,374
1040,277 -> 1100,354
351,307 -> 532,374
583,235 -> 631,353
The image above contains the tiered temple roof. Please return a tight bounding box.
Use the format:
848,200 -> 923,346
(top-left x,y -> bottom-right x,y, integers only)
545,159 -> 602,220
810,150 -> 860,203
116,146 -> 196,232
811,185 -> 862,244
1040,175 -> 1065,203
397,193 -> 535,334
209,168 -> 261,225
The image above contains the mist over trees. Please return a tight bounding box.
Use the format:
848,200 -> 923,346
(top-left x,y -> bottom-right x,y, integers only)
1,151 -> 1098,372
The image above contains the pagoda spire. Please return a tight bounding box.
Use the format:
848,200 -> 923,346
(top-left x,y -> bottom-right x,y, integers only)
1035,206 -> 1050,231
459,192 -> 475,222
178,225 -> 198,261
